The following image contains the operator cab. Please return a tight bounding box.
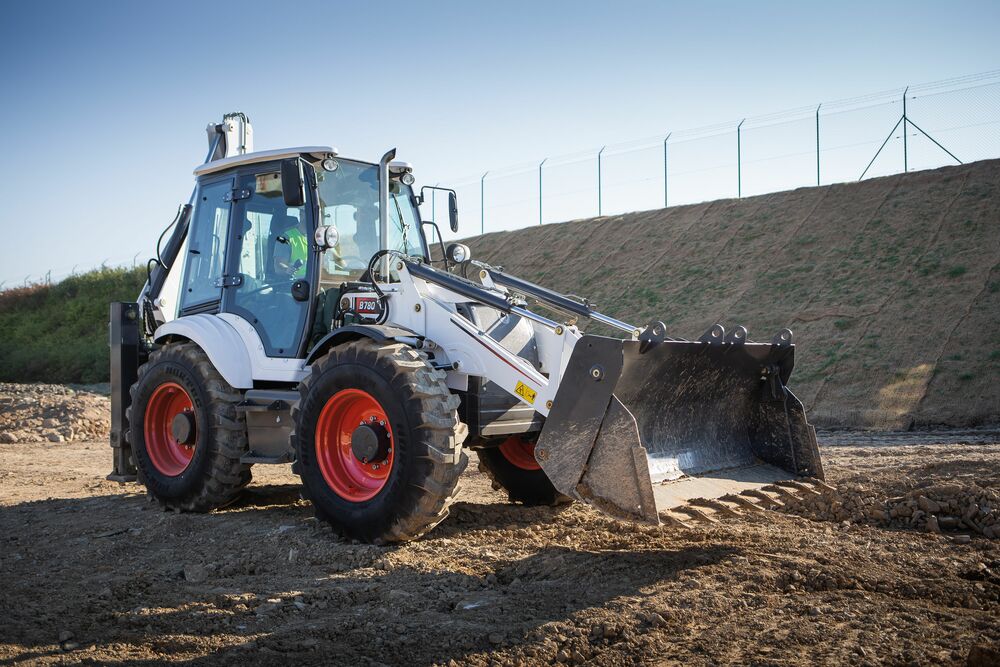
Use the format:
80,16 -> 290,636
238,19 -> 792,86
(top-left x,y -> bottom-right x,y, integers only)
179,147 -> 432,360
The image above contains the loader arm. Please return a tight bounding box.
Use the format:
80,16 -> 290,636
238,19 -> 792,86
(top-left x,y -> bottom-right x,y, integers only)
384,258 -> 578,417
377,256 -> 823,526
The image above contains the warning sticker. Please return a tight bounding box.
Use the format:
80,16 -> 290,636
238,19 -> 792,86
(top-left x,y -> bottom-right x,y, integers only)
514,381 -> 537,405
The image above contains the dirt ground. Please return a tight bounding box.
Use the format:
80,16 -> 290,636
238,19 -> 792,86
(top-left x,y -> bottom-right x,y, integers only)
1,387 -> 999,666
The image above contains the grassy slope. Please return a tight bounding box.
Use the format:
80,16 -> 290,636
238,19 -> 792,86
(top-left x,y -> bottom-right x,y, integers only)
466,159 -> 1000,428
0,268 -> 145,384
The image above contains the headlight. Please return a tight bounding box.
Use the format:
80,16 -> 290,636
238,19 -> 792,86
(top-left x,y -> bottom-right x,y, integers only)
446,243 -> 471,264
400,172 -> 415,185
314,225 -> 340,248
322,158 -> 339,172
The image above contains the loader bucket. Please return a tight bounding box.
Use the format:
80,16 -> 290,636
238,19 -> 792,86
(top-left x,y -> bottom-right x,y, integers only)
534,326 -> 823,524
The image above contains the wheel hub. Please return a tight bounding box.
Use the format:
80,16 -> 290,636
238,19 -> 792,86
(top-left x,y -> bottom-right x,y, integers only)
314,388 -> 395,502
171,411 -> 196,445
143,381 -> 197,477
499,436 -> 541,471
351,422 -> 390,464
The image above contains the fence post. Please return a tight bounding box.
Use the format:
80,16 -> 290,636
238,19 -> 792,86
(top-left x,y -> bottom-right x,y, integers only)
538,158 -> 547,225
815,104 -> 821,186
663,132 -> 671,208
902,86 -> 909,172
480,171 -> 489,235
597,146 -> 606,216
737,119 -> 745,198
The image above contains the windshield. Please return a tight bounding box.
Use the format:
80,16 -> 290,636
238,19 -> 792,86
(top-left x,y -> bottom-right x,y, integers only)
314,158 -> 424,286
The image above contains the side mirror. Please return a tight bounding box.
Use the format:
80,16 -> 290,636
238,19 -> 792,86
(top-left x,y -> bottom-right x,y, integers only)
448,192 -> 459,233
281,158 -> 306,207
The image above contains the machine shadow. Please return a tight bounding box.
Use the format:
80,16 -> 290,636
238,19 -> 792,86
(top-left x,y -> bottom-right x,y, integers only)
0,486 -> 739,666
4,545 -> 737,667
227,483 -> 305,509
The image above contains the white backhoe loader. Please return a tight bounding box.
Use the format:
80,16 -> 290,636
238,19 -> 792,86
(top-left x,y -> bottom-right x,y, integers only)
108,113 -> 824,542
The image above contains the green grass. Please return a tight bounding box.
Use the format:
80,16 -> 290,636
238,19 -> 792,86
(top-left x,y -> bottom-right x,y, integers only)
0,267 -> 145,384
946,265 -> 968,279
916,255 -> 942,277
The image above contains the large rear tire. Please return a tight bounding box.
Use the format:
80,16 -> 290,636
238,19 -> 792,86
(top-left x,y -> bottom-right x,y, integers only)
292,339 -> 468,543
477,436 -> 570,506
127,341 -> 251,511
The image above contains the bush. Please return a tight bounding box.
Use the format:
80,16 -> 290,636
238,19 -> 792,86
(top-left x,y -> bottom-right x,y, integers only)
0,267 -> 146,383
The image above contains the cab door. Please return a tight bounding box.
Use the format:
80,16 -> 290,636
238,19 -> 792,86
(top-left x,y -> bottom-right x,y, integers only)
179,176 -> 234,315
222,164 -> 315,358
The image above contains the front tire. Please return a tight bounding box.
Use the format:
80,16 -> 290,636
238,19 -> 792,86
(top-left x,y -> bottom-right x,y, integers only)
292,339 -> 468,543
127,341 -> 251,511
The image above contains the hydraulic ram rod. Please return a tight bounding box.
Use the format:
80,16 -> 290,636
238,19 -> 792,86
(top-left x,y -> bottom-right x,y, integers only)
486,269 -> 638,335
405,260 -> 563,330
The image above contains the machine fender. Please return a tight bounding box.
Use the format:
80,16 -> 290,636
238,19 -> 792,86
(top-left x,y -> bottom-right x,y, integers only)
305,324 -> 419,365
154,314 -> 254,388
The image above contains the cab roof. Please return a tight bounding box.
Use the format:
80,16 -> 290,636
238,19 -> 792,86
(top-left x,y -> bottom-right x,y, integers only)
193,146 -> 338,177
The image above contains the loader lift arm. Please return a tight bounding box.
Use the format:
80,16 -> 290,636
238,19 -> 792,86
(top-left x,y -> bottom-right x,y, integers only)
390,256 -> 823,525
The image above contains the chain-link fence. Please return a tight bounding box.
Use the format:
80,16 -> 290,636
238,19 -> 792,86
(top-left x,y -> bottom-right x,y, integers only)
8,71 -> 998,290
433,70 -> 1000,237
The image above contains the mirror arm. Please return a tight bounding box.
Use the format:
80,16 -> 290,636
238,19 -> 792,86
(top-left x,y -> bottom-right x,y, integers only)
421,221 -> 449,271
419,185 -> 457,199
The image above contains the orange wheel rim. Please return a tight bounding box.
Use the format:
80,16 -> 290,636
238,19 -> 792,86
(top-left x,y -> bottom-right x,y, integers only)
499,435 -> 541,471
315,388 -> 394,502
143,382 -> 196,476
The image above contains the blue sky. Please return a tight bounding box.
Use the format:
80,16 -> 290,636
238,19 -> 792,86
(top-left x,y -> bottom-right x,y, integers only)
1,1 -> 998,286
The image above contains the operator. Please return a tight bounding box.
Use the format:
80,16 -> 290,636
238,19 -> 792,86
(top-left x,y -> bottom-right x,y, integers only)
273,213 -> 309,278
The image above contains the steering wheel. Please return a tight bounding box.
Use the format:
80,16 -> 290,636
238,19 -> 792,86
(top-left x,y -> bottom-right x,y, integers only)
328,251 -> 366,271
242,277 -> 295,297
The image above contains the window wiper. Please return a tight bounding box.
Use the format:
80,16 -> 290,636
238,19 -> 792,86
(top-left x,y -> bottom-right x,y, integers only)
390,194 -> 410,252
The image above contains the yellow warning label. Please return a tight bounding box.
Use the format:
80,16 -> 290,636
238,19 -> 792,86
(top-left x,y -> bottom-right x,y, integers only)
514,381 -> 537,405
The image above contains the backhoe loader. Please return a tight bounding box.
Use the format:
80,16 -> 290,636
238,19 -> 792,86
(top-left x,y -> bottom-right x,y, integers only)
108,113 -> 824,542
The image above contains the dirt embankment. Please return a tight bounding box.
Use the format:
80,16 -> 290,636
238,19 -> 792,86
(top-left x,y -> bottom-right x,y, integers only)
465,159 -> 1000,430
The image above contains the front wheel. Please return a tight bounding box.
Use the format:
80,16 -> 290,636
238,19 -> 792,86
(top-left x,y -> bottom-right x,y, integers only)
292,339 -> 468,543
477,436 -> 571,506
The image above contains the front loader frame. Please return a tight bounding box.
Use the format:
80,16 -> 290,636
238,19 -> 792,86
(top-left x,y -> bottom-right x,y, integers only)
108,301 -> 142,481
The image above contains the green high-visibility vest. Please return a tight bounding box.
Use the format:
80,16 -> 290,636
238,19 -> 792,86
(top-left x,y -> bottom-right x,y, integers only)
287,228 -> 308,277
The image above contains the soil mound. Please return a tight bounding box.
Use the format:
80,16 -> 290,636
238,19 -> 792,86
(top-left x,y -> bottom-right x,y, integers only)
0,383 -> 109,444
465,159 -> 1000,429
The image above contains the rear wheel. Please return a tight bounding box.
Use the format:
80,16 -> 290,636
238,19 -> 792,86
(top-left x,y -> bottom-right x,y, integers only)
292,339 -> 468,543
477,435 -> 570,506
127,341 -> 251,511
